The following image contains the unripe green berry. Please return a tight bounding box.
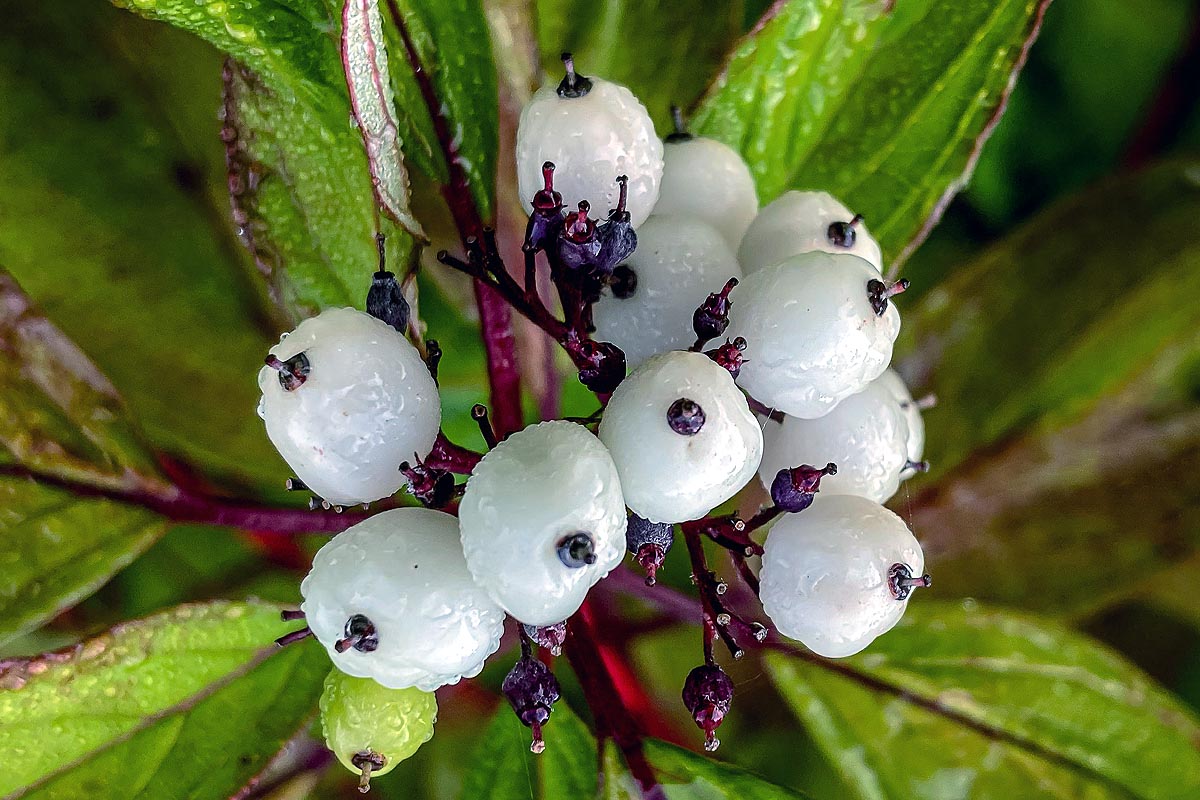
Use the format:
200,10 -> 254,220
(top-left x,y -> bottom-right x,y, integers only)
319,669 -> 437,790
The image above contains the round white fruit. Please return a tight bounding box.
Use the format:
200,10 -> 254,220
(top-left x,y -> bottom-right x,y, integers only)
726,252 -> 900,419
738,190 -> 882,274
517,79 -> 662,229
592,216 -> 742,369
458,421 -> 627,626
758,374 -> 911,504
599,351 -> 763,523
301,508 -> 505,691
257,307 -> 440,506
876,369 -> 926,479
760,494 -> 925,658
654,137 -> 758,248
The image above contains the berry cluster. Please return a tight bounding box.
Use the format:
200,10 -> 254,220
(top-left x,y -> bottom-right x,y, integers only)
264,55 -> 932,789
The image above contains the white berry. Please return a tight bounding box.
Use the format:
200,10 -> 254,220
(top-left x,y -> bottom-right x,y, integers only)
760,494 -> 926,658
592,216 -> 742,369
599,351 -> 763,523
458,421 -> 627,625
654,136 -> 757,248
758,374 -> 911,504
301,508 -> 504,691
738,190 -> 882,275
257,307 -> 440,506
726,252 -> 901,419
876,369 -> 927,479
516,66 -> 662,230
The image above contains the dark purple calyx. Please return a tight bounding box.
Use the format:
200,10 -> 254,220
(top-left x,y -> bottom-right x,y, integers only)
264,352 -> 311,391
609,264 -> 638,299
705,337 -> 747,378
351,751 -> 386,794
523,622 -> 568,656
502,655 -> 562,753
400,457 -> 455,508
557,531 -> 597,568
692,277 -> 739,349
525,161 -> 565,253
335,614 -> 379,653
667,398 -> 706,435
625,514 -> 674,585
770,462 -> 837,513
682,664 -> 734,752
664,104 -> 693,144
556,52 -> 593,98
826,213 -> 863,248
366,233 -> 410,333
867,277 -> 909,317
888,562 -> 931,601
596,175 -> 637,274
557,201 -> 602,271
565,333 -> 627,393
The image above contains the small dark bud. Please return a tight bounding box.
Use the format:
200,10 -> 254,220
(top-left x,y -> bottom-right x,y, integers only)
424,339 -> 443,384
770,462 -> 837,513
556,52 -> 593,98
682,665 -> 734,752
667,398 -> 706,435
867,277 -> 909,316
665,104 -> 693,143
595,176 -> 637,274
335,614 -> 379,654
366,233 -> 410,332
522,622 -> 568,656
502,655 -> 562,754
704,337 -> 748,378
525,161 -> 564,253
692,277 -> 739,349
566,334 -> 627,393
888,562 -> 931,601
557,531 -> 597,568
400,459 -> 455,508
557,201 -> 602,271
264,352 -> 311,391
826,214 -> 863,248
625,514 -> 674,585
609,264 -> 638,299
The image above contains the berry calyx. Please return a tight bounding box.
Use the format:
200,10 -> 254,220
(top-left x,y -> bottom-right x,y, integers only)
263,352 -> 310,391
502,654 -> 562,753
533,161 -> 562,211
770,462 -> 837,513
667,397 -> 706,435
524,161 -> 565,253
825,213 -> 863,249
564,333 -> 627,393
692,277 -> 739,350
523,622 -> 568,656
336,613 -> 380,654
889,562 -> 932,600
625,513 -> 675,585
682,664 -> 734,751
558,201 -> 603,271
399,457 -> 455,508
557,531 -> 598,568
665,104 -> 693,143
867,277 -> 910,317
556,51 -> 593,98
366,233 -> 410,333
596,175 -> 637,274
609,264 -> 638,299
704,337 -> 747,378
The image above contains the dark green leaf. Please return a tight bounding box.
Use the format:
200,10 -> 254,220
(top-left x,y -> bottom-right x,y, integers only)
645,738 -> 815,799
535,1 -> 746,130
691,0 -> 1051,264
767,602 -> 1200,800
0,601 -> 327,799
901,160 -> 1200,615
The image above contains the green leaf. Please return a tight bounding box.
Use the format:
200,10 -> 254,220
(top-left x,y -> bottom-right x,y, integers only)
534,1 -> 746,130
901,160 -> 1200,615
645,739 -> 815,799
691,0 -> 1051,264
766,602 -> 1200,800
0,601 -> 327,799
460,701 -> 598,799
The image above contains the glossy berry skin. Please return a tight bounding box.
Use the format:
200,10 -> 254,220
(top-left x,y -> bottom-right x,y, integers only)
458,421 -> 627,625
759,374 -> 911,504
257,307 -> 440,505
517,80 -> 663,230
876,369 -> 926,479
738,191 -> 883,274
301,508 -> 505,691
760,494 -> 925,658
319,669 -> 436,779
726,252 -> 900,419
592,216 -> 742,369
654,137 -> 758,248
599,351 -> 763,523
